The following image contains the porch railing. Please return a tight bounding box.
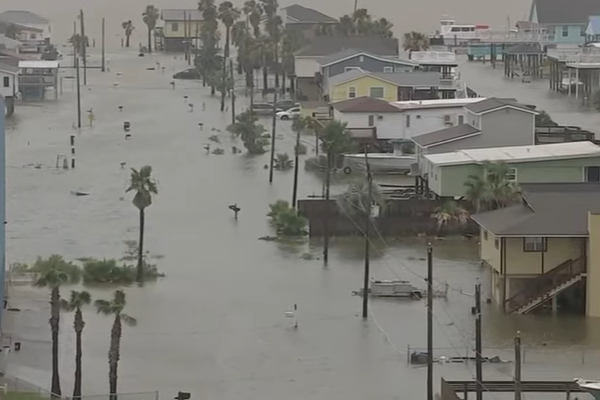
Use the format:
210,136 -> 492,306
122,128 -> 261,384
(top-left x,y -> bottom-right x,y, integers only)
505,257 -> 585,313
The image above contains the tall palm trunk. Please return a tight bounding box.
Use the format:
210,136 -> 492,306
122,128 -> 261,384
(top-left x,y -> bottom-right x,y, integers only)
221,28 -> 230,112
292,127 -> 300,208
147,28 -> 152,53
136,208 -> 145,283
323,153 -> 331,266
274,45 -> 279,89
50,287 -> 62,397
125,34 -> 131,48
73,309 -> 85,400
282,70 -> 286,95
262,65 -> 268,92
108,315 -> 122,400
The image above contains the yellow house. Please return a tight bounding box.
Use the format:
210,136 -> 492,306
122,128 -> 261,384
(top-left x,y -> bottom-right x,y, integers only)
161,9 -> 203,52
471,182 -> 600,317
326,69 -> 443,103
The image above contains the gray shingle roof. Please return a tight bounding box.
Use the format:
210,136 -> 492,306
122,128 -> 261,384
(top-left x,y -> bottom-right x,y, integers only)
471,183 -> 600,236
411,124 -> 481,147
327,68 -> 366,87
318,48 -> 415,66
531,0 -> 600,24
371,71 -> 440,87
333,96 -> 400,113
283,4 -> 337,23
0,61 -> 19,74
296,36 -> 398,57
464,97 -> 537,115
161,9 -> 203,21
0,11 -> 48,24
506,43 -> 544,54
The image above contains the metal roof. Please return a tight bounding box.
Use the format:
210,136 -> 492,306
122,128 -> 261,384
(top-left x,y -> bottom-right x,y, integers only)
283,4 -> 337,23
333,96 -> 401,113
531,0 -> 600,24
412,124 -> 481,147
0,11 -> 48,24
0,61 -> 19,74
161,9 -> 203,21
318,48 -> 416,66
295,36 -> 398,57
18,60 -> 59,69
392,97 -> 487,111
328,69 -> 440,88
425,141 -> 600,166
464,97 -> 538,115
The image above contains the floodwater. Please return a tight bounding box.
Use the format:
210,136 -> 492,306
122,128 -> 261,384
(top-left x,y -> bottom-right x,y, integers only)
2,1 -> 600,400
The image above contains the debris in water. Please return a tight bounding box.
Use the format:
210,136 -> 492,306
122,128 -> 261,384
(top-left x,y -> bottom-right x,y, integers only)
212,148 -> 224,155
70,191 -> 90,197
229,204 -> 240,219
208,135 -> 220,143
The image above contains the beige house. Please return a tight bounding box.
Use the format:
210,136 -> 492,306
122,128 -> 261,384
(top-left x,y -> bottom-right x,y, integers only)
471,183 -> 600,316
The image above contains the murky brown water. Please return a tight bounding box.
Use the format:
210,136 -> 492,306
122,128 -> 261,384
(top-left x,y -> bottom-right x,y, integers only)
2,1 -> 600,399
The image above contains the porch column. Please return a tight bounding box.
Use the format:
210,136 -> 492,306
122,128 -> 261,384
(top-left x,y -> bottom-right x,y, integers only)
568,68 -> 572,96
575,68 -> 580,100
552,296 -> 558,313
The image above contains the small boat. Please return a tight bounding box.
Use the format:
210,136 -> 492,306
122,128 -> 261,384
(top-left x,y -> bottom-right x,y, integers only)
576,379 -> 600,400
343,153 -> 415,174
431,19 -> 491,45
357,278 -> 422,298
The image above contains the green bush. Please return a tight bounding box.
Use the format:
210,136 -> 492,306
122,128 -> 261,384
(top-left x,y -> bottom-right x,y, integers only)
267,200 -> 307,236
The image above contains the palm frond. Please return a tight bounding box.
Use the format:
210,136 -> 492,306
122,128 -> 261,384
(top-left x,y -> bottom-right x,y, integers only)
120,314 -> 137,327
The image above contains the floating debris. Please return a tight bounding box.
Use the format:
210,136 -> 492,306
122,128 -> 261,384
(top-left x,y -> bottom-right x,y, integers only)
70,191 -> 90,197
212,148 -> 224,155
228,204 -> 240,219
208,135 -> 220,143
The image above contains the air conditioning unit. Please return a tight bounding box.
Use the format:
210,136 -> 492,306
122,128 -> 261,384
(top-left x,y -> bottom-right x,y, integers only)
443,115 -> 452,122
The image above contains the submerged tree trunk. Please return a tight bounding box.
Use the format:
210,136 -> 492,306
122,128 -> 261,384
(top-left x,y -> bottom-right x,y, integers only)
221,28 -> 230,112
323,153 -> 331,266
274,45 -> 280,89
147,28 -> 152,53
290,77 -> 296,99
73,309 -> 85,400
136,208 -> 145,283
108,315 -> 122,400
125,34 -> 131,48
50,287 -> 62,397
211,85 -> 216,95
282,71 -> 286,95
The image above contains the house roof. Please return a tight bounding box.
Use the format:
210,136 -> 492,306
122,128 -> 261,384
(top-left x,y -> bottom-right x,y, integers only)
471,183 -> 600,236
424,141 -> 600,167
506,43 -> 544,54
282,4 -> 337,23
530,0 -> 600,24
464,97 -> 538,115
411,124 -> 481,147
318,48 -> 416,67
0,35 -> 21,49
392,97 -> 487,111
0,61 -> 19,74
161,9 -> 203,21
333,96 -> 401,113
18,60 -> 59,69
295,36 -> 398,57
587,16 -> 600,35
0,11 -> 48,24
328,68 -> 440,88
0,21 -> 43,33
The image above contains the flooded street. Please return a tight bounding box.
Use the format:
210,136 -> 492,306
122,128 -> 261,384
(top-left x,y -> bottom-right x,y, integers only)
2,1 -> 600,399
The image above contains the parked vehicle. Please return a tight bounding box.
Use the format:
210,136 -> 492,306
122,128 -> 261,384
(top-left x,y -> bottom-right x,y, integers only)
251,103 -> 279,116
173,68 -> 200,80
274,100 -> 298,111
276,107 -> 300,120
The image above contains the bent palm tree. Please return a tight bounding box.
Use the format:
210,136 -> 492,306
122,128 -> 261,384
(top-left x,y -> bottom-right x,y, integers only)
243,0 -> 263,37
30,255 -> 81,397
95,291 -> 137,400
432,201 -> 469,236
121,21 -> 134,47
142,5 -> 160,52
61,291 -> 92,400
126,166 -> 158,283
218,1 -> 241,111
403,31 -> 430,56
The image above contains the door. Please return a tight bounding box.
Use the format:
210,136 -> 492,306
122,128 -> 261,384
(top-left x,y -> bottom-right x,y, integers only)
585,166 -> 600,182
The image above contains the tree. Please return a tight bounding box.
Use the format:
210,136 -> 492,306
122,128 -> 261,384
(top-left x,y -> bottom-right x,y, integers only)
30,255 -> 81,397
122,20 -> 134,47
61,291 -> 92,400
535,110 -> 557,126
126,166 -> 158,284
291,115 -> 308,208
337,180 -> 385,218
218,1 -> 241,111
267,200 -> 307,236
331,9 -> 394,38
281,30 -> 304,94
432,201 -> 469,236
208,67 -> 234,104
227,110 -> 268,153
42,44 -> 60,61
199,0 -> 219,46
264,15 -> 283,88
243,0 -> 263,37
95,291 -> 137,400
274,153 -> 293,170
142,5 -> 160,53
196,43 -> 223,91
463,161 -> 520,212
403,31 -> 430,55
69,33 -> 88,56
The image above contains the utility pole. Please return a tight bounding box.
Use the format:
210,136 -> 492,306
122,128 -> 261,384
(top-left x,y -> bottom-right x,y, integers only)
323,151 -> 331,265
101,18 -> 106,72
361,148 -> 372,319
80,10 -> 87,85
291,118 -> 301,208
268,89 -> 278,183
230,59 -> 235,124
183,11 -> 188,63
475,281 -> 483,400
514,331 -> 522,400
426,244 -> 433,400
75,55 -> 82,128
353,0 -> 358,13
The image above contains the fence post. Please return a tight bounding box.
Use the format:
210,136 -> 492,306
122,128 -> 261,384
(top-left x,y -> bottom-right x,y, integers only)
155,390 -> 160,400
406,345 -> 410,364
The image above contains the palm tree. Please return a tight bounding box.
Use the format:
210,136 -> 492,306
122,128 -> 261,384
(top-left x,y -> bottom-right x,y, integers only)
243,0 -> 263,37
61,291 -> 92,400
121,20 -> 134,47
260,0 -> 278,19
337,180 -> 385,232
218,1 -> 241,111
196,42 -> 223,91
464,174 -> 486,213
208,67 -> 234,105
463,161 -> 520,211
95,291 -> 137,400
227,110 -> 268,153
315,23 -> 334,36
403,31 -> 430,56
336,15 -> 355,36
199,0 -> 219,45
257,34 -> 274,91
432,201 -> 469,236
142,5 -> 160,53
281,30 -> 304,94
370,17 -> 394,38
535,110 -> 557,126
291,115 -> 308,208
30,255 -> 81,397
126,166 -> 158,283
274,153 -> 293,170
264,15 -> 283,89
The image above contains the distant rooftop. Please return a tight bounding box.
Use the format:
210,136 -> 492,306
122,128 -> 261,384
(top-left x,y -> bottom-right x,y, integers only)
0,11 -> 48,24
391,97 -> 486,111
464,97 -> 538,115
333,96 -> 401,113
531,0 -> 600,25
425,141 -> 600,167
409,51 -> 457,65
295,36 -> 398,57
161,9 -> 203,21
19,60 -> 59,69
0,61 -> 19,74
318,48 -> 415,66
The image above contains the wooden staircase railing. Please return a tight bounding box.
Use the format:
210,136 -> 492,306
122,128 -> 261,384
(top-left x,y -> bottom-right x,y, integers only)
505,257 -> 585,313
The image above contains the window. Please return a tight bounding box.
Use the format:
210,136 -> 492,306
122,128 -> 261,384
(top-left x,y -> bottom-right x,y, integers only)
562,25 -> 569,37
368,115 -> 375,126
458,115 -> 464,125
2,77 -> 8,88
406,114 -> 410,128
416,115 -> 421,119
523,237 -> 546,252
345,66 -> 360,72
348,86 -> 356,98
483,230 -> 488,240
505,168 -> 517,182
172,22 -> 179,32
383,66 -> 393,72
30,33 -> 37,39
494,238 -> 499,249
359,55 -> 364,62
369,87 -> 384,98
585,166 -> 600,182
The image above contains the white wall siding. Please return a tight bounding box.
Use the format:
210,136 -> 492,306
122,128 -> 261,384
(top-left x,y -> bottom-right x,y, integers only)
333,110 -> 404,139
295,57 -> 321,78
0,71 -> 17,99
404,107 -> 467,139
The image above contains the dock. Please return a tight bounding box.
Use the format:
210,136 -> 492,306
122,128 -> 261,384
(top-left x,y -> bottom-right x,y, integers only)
441,379 -> 585,400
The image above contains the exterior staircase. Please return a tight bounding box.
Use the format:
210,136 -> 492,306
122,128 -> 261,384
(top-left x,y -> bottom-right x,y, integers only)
505,257 -> 586,314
